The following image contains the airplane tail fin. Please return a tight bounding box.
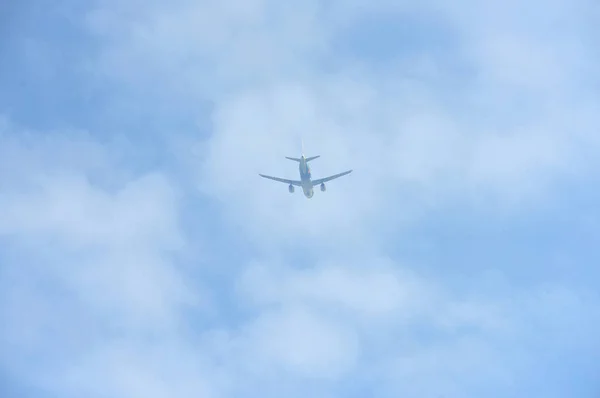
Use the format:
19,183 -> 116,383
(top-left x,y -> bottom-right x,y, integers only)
286,140 -> 318,162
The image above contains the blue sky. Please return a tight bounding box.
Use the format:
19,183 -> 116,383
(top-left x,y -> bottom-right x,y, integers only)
1,0 -> 599,397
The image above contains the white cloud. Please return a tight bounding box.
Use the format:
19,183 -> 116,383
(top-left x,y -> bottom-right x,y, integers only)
0,172 -> 181,249
380,336 -> 517,398
84,0 -> 330,95
3,0 -> 600,396
0,121 -> 210,397
243,304 -> 359,380
236,257 -> 514,336
231,255 -> 600,396
81,0 -> 600,226
2,117 -> 599,396
238,258 -> 422,319
54,341 -> 217,398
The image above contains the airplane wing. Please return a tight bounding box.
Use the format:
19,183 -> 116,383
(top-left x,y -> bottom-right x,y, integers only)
312,170 -> 353,186
259,174 -> 302,186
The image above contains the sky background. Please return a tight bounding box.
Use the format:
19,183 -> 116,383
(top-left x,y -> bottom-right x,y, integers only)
1,0 -> 599,397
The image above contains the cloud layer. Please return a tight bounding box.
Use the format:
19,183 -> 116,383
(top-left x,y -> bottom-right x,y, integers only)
1,0 -> 599,397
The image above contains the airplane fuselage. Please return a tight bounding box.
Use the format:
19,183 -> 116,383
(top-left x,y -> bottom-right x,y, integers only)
298,156 -> 314,198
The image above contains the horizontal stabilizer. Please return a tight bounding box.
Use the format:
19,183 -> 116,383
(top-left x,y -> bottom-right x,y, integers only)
285,155 -> 320,162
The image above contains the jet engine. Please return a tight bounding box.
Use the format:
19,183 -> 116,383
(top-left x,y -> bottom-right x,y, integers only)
320,183 -> 326,192
288,184 -> 294,193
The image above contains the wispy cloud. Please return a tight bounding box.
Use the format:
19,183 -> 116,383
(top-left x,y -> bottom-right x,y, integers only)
1,0 -> 599,397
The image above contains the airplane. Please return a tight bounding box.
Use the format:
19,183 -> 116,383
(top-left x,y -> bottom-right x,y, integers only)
258,143 -> 352,199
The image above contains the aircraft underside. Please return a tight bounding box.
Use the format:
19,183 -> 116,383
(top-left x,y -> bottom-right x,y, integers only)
259,150 -> 352,199
292,181 -> 325,198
